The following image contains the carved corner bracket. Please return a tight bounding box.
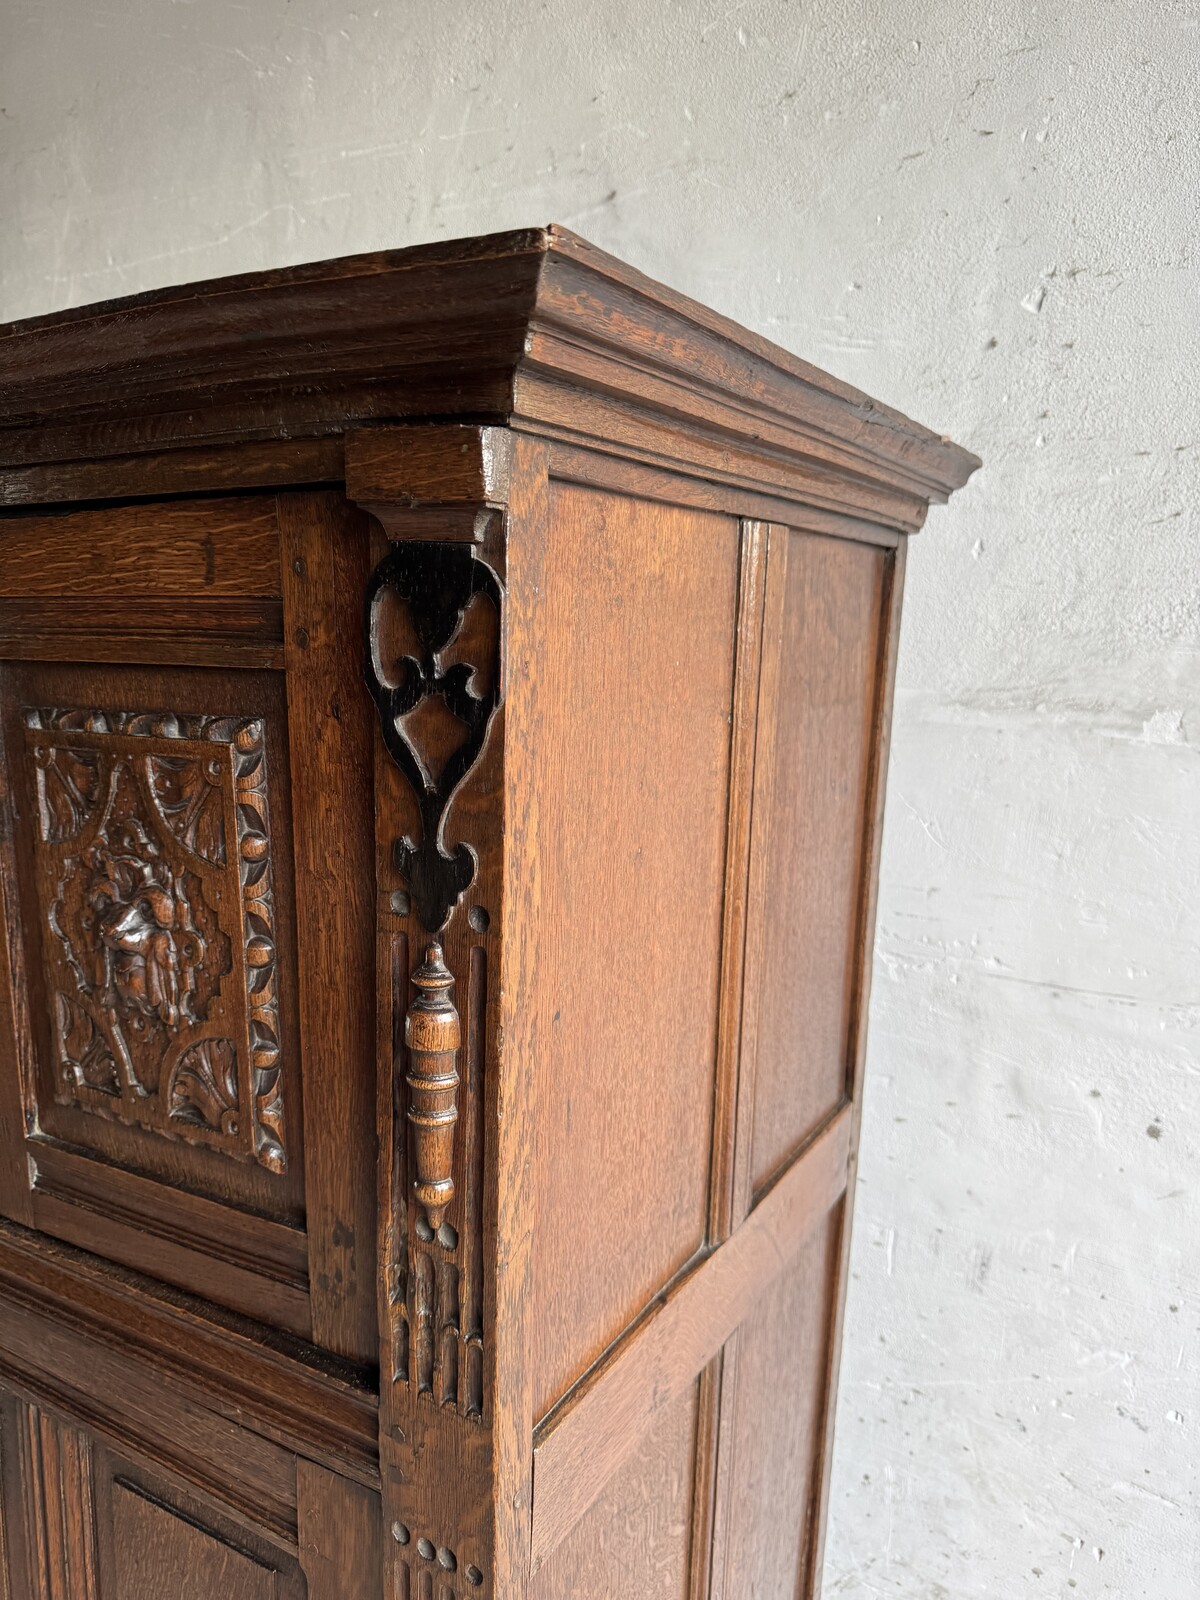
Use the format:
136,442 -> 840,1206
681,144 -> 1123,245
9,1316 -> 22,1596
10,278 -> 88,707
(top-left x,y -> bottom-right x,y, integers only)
364,539 -> 504,933
347,422 -> 513,544
357,425 -> 508,936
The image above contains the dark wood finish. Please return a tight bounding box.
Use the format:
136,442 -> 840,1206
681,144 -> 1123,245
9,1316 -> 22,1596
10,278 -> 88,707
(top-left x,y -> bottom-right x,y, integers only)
296,1461 -> 381,1600
0,439 -> 344,510
103,1473 -> 293,1599
24,704 -> 286,1173
365,535 -> 505,932
0,498 -> 281,597
0,231 -> 977,527
20,1405 -> 100,1599
349,423 -> 514,543
0,656 -> 311,1328
0,1221 -> 374,1485
0,597 -> 284,670
0,227 -> 976,1598
277,490 -> 378,1364
27,1142 -> 310,1337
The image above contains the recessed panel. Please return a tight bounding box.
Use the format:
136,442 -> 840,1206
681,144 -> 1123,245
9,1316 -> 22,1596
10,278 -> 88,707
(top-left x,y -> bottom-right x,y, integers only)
750,532 -> 887,1192
110,1480 -> 281,1600
531,1381 -> 700,1600
0,663 -> 303,1217
715,1205 -> 842,1597
530,485 -> 739,1418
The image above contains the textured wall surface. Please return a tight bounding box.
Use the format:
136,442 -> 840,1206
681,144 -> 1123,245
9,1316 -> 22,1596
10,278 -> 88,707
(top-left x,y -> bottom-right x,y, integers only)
2,2 -> 1197,1594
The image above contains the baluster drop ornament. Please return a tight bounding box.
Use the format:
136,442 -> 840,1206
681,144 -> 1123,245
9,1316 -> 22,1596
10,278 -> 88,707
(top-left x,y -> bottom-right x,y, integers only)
405,943 -> 461,1232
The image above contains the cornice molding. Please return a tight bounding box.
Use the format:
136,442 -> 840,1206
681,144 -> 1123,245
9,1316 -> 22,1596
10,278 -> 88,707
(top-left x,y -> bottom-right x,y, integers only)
0,225 -> 979,524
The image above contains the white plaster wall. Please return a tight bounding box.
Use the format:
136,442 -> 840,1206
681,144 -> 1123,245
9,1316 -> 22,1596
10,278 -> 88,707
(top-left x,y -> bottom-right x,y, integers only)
3,2 -> 1197,1593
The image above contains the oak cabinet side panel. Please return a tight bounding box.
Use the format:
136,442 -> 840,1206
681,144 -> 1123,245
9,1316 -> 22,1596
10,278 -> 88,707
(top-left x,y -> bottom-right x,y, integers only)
709,1205 -> 843,1600
527,484 -> 740,1421
747,532 -> 887,1193
530,1381 -> 700,1600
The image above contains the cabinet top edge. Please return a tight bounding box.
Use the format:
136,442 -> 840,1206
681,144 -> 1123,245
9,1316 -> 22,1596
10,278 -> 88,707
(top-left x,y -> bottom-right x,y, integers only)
0,223 -> 980,509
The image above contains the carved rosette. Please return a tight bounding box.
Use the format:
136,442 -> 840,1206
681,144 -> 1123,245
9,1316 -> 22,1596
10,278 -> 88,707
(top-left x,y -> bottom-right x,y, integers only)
24,708 -> 286,1173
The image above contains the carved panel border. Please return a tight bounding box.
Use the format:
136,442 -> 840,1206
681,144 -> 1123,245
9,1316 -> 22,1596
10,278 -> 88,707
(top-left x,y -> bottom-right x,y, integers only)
23,708 -> 286,1174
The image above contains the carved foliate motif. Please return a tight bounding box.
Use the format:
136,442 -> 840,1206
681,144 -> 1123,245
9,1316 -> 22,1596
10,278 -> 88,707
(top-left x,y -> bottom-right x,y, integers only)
365,542 -> 503,932
25,709 -> 286,1172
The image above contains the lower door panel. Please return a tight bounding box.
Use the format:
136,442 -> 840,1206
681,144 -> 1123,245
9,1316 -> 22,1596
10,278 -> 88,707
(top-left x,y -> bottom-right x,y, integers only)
2,1391 -> 305,1599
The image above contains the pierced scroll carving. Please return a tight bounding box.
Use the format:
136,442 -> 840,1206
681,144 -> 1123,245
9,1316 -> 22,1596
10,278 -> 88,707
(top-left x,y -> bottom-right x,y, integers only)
365,542 -> 503,933
25,708 -> 286,1173
405,942 -> 461,1233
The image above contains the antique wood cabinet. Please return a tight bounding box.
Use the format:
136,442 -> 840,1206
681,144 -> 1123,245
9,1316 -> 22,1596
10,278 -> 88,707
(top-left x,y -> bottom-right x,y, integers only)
0,228 -> 977,1599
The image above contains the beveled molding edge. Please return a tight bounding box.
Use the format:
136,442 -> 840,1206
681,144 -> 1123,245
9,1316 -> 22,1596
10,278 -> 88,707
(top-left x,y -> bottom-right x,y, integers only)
0,226 -> 978,513
0,1219 -> 378,1489
0,414 -> 921,550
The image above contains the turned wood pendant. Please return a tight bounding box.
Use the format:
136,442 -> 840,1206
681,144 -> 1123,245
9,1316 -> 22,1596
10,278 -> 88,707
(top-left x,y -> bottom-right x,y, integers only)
404,943 -> 461,1233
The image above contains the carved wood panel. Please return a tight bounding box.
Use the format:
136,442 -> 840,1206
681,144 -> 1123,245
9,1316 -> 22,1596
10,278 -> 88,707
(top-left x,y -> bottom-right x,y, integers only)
24,709 -> 286,1174
365,509 -> 507,1600
365,540 -> 503,934
368,536 -> 502,1429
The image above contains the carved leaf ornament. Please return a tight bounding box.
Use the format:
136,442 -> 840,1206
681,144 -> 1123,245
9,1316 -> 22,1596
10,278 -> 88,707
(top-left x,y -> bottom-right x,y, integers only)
25,709 -> 286,1173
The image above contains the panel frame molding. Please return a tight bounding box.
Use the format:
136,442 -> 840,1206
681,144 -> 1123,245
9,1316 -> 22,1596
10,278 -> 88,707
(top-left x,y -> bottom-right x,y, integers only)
529,1104 -> 852,1571
0,1220 -> 376,1490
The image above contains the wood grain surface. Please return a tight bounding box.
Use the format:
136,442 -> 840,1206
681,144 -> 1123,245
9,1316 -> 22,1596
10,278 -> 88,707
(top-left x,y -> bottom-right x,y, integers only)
0,228 -> 978,1599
